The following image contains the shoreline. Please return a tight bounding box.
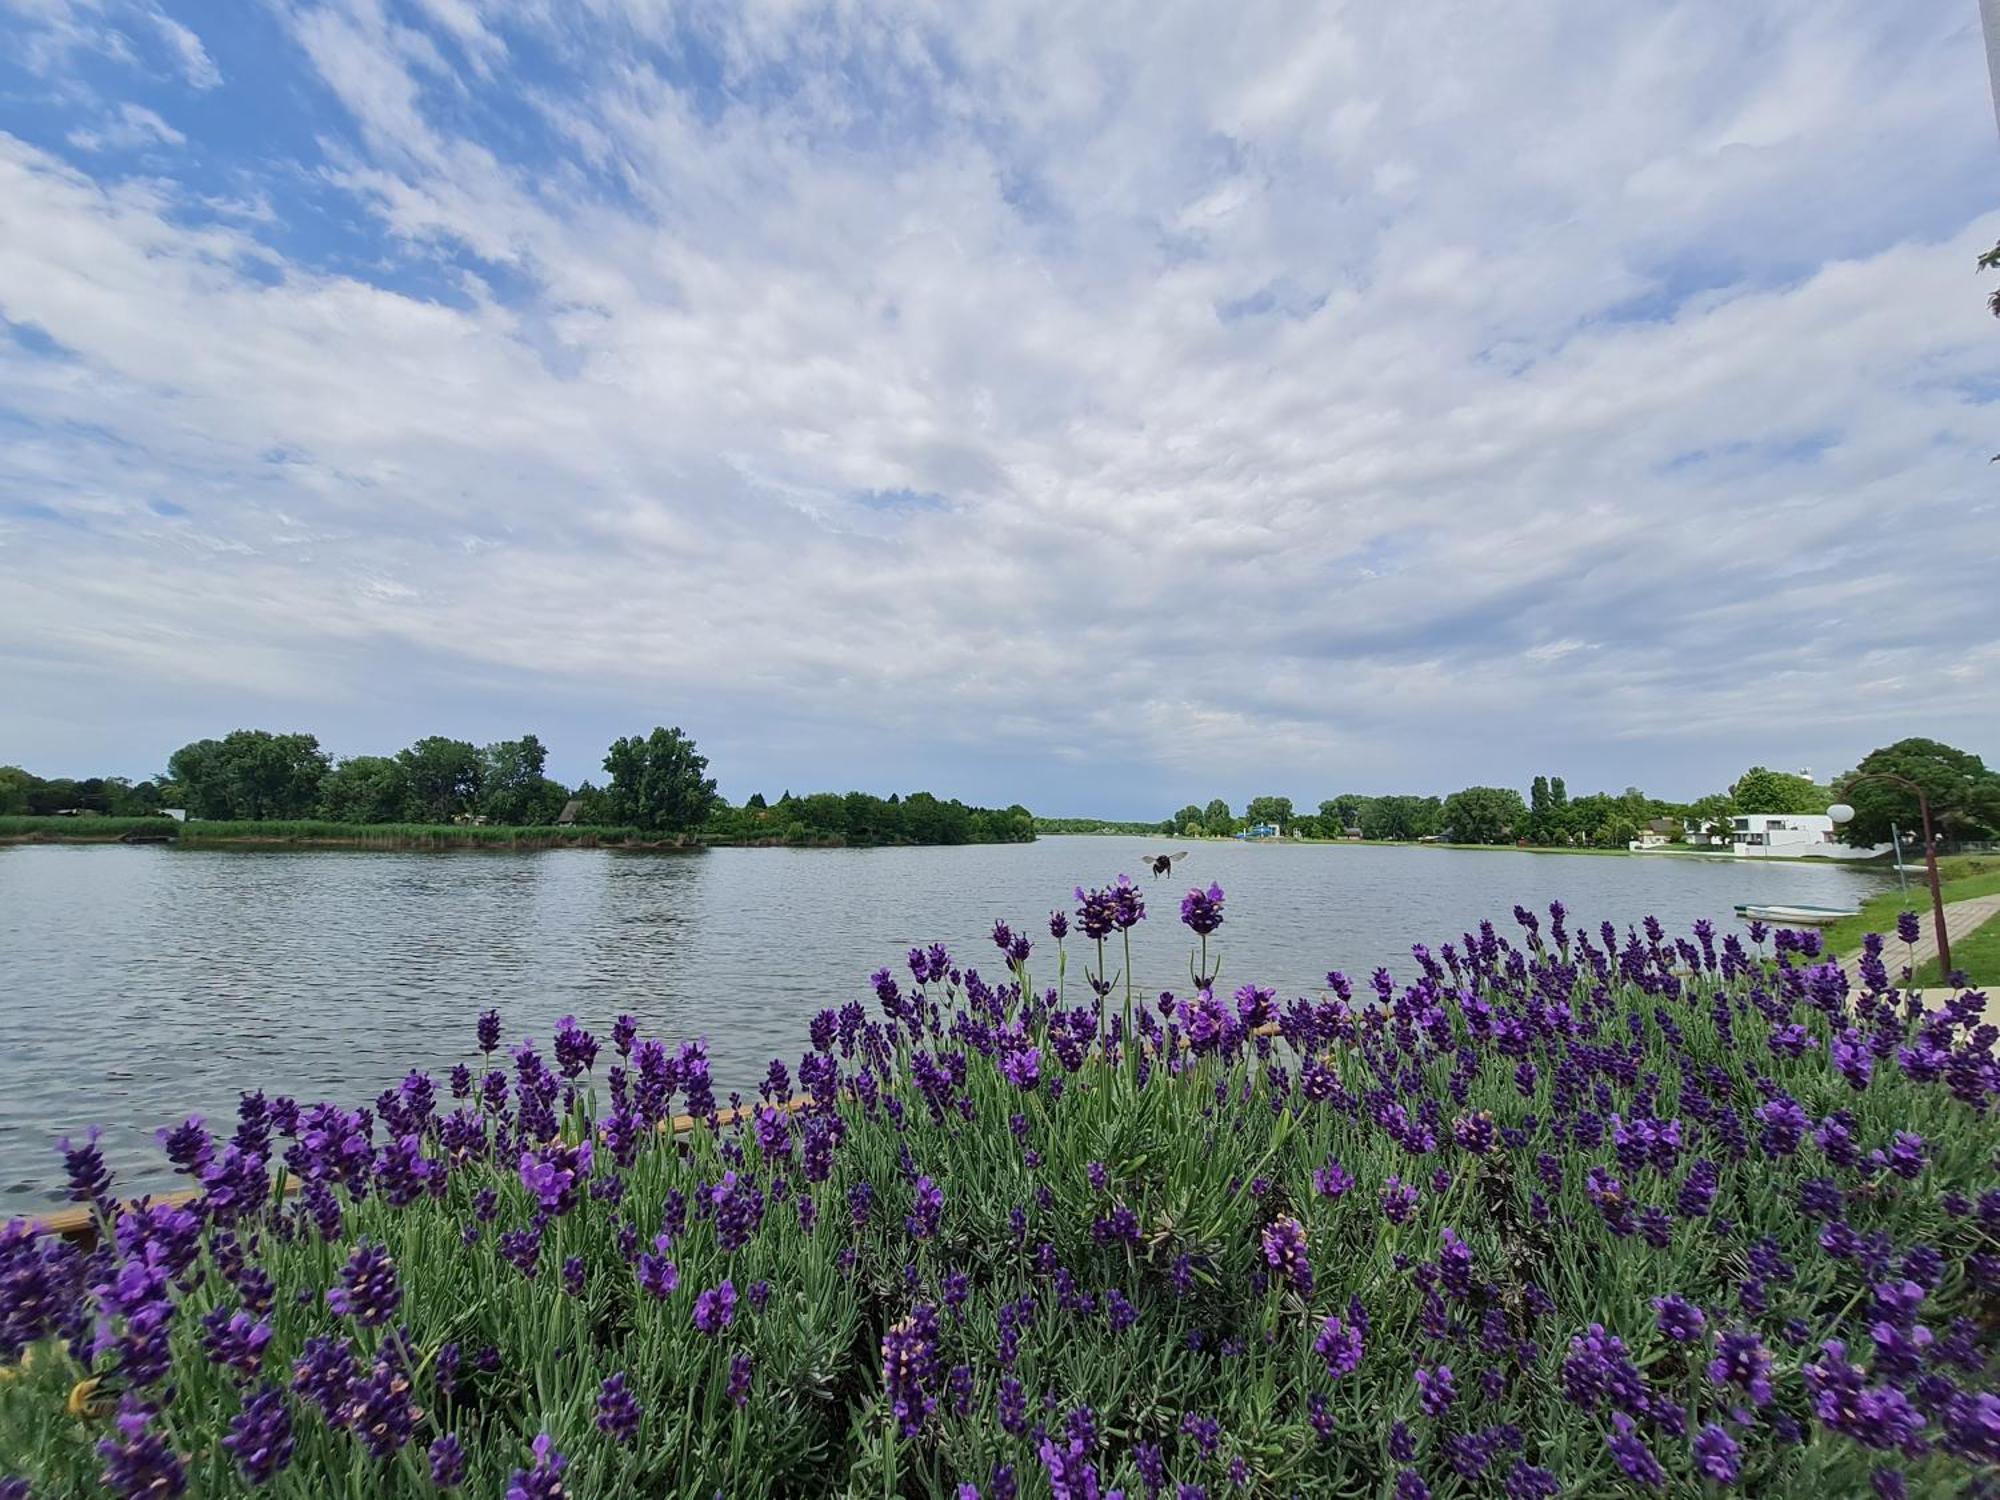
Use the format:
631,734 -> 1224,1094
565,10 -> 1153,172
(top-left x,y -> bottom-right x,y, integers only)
0,824 -> 1034,853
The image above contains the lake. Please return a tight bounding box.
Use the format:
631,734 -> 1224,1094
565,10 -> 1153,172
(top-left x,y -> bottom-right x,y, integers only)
0,836 -> 1893,1212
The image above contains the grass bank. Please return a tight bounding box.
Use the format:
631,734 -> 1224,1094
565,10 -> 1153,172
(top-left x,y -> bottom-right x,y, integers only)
1913,906 -> 2000,985
1820,852 -> 2000,956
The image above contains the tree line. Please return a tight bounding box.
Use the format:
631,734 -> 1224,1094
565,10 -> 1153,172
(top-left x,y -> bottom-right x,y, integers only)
0,725 -> 1035,845
1159,738 -> 2000,850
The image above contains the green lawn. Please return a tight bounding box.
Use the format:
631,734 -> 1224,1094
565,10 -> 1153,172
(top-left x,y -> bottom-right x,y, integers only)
1912,908 -> 2000,986
1822,854 -> 2000,958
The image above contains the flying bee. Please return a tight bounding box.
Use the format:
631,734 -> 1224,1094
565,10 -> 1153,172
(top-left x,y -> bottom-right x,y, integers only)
1145,850 -> 1188,879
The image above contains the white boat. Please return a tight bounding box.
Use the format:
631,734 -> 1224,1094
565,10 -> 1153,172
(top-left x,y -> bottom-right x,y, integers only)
1733,903 -> 1858,926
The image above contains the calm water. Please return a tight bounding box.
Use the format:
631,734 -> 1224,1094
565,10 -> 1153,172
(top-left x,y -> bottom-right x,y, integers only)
0,837 -> 1891,1211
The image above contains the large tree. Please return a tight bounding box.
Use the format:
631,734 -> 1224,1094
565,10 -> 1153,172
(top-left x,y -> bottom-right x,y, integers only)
603,726 -> 718,833
1321,796 -> 1366,832
397,737 -> 486,824
318,756 -> 411,824
1243,795 -> 1294,832
481,734 -> 569,825
1358,794 -> 1442,841
167,730 -> 328,820
1201,798 -> 1234,835
1441,785 -> 1529,845
1834,738 -> 2000,847
1729,766 -> 1825,816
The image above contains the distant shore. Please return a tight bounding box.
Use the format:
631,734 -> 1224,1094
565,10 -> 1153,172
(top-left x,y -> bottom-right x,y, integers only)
0,817 -> 1028,852
1045,829 -> 1872,862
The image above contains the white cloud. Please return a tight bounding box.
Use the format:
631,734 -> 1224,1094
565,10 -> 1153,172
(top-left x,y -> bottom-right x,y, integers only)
0,0 -> 1996,808
65,100 -> 183,150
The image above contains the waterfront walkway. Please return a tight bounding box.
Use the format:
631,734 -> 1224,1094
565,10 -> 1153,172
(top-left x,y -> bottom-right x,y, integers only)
1837,892 -> 2000,988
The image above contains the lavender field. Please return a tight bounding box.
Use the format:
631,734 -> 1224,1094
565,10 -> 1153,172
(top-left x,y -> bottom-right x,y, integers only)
2,873 -> 1994,1497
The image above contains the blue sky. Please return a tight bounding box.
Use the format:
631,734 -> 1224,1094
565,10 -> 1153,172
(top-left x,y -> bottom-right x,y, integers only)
1,0 -> 1997,816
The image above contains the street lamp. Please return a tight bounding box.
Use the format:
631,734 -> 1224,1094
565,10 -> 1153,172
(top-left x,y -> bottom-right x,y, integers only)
1829,773 -> 1951,978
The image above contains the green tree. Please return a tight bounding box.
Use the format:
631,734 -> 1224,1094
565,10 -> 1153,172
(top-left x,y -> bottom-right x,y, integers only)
481,734 -> 568,825
1684,792 -> 1735,836
1202,798 -> 1234,835
1729,766 -> 1824,816
603,726 -> 718,833
1835,738 -> 2000,847
318,756 -> 410,823
397,737 -> 486,823
1318,797 -> 1364,833
0,766 -> 36,815
167,730 -> 328,820
1243,796 -> 1294,833
1359,794 -> 1442,841
1173,804 -> 1204,835
745,792 -> 768,810
1528,775 -> 1550,841
1441,785 -> 1529,845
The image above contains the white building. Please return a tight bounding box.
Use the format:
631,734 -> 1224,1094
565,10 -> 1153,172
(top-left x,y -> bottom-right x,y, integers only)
1729,813 -> 1886,861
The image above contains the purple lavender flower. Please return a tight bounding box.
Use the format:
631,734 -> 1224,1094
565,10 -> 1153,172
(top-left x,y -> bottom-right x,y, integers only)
498,1226 -> 543,1280
1490,1458 -> 1556,1500
505,1435 -> 567,1500
552,1015 -> 599,1078
637,1240 -> 679,1299
518,1140 -> 593,1216
201,1306 -> 273,1381
97,1399 -> 186,1498
1896,911 -> 1921,946
1693,1423 -> 1742,1484
477,1009 -> 502,1053
1000,1048 -> 1042,1092
882,1306 -> 942,1436
1314,1313 -> 1363,1379
342,1351 -> 420,1459
429,1433 -> 466,1488
1437,1228 -> 1475,1300
222,1383 -> 294,1486
1180,883 -> 1225,936
1415,1364 -> 1457,1418
1259,1215 -> 1312,1294
59,1128 -> 114,1210
1606,1412 -> 1664,1488
1234,983 -> 1274,1029
325,1242 -> 400,1327
1313,1159 -> 1355,1198
1181,1410 -> 1222,1459
1652,1294 -> 1706,1343
1380,1176 -> 1419,1225
727,1351 -> 755,1408
596,1372 -> 642,1445
907,1176 -> 944,1240
1708,1330 -> 1774,1406
692,1280 -> 737,1335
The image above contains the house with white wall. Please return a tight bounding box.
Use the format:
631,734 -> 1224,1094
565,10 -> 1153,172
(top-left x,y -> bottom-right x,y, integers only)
1729,813 -> 1886,861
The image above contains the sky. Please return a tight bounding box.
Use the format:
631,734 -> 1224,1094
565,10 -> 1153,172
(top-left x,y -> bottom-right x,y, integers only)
1,0 -> 1997,818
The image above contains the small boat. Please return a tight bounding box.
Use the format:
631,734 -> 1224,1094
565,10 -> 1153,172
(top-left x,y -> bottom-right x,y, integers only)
1733,903 -> 1857,926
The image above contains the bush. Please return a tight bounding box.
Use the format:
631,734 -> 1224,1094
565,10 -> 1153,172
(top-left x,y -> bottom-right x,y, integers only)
2,889 -> 1996,1496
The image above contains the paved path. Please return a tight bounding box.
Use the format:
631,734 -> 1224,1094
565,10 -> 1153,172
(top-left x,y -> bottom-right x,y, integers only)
1838,892 -> 2000,986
